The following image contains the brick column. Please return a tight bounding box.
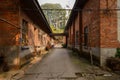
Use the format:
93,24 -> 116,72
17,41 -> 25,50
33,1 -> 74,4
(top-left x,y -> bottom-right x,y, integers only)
65,35 -> 68,47
73,18 -> 75,48
79,11 -> 83,53
70,26 -> 72,46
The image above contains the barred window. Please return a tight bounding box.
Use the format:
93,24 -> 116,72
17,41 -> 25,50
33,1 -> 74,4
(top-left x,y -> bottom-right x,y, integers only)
84,26 -> 88,47
22,19 -> 28,46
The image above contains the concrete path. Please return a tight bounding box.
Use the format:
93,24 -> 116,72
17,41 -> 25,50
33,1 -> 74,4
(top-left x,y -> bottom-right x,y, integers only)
11,48 -> 120,80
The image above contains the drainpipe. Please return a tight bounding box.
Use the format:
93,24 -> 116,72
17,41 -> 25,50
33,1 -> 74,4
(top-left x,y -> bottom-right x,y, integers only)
69,27 -> 71,47
18,1 -> 21,69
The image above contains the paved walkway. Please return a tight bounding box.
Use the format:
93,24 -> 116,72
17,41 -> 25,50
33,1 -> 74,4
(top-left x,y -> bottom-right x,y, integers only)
9,48 -> 120,80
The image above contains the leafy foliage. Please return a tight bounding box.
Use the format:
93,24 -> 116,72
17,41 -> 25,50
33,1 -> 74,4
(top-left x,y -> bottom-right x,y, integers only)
115,48 -> 120,58
41,3 -> 62,9
41,3 -> 67,33
51,25 -> 64,33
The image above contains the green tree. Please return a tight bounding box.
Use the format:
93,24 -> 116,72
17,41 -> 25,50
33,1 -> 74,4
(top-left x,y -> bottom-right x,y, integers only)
41,3 -> 67,33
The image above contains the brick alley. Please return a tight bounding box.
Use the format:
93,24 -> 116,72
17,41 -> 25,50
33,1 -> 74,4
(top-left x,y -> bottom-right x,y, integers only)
10,48 -> 120,80
1,0 -> 120,80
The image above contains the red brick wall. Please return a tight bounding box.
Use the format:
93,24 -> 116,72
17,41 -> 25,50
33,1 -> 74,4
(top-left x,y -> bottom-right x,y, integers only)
28,23 -> 35,45
100,0 -> 119,48
71,24 -> 74,46
20,10 -> 44,47
68,16 -> 79,47
82,0 -> 100,47
0,0 -> 52,69
0,0 -> 20,46
63,36 -> 66,44
68,26 -> 70,45
68,24 -> 73,46
75,14 -> 80,46
34,29 -> 40,46
75,14 -> 79,31
0,0 -> 20,69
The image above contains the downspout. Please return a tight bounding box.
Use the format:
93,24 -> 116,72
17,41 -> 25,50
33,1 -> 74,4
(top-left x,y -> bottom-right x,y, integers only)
70,24 -> 72,47
18,0 -> 21,69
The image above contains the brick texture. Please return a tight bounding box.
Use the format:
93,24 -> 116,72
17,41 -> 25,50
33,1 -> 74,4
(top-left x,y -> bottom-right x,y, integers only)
75,14 -> 80,46
82,0 -> 100,47
0,0 -> 52,70
100,0 -> 119,48
0,0 -> 20,46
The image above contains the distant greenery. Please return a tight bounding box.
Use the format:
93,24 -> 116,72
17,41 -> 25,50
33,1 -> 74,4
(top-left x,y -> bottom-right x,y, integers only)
41,3 -> 67,33
41,3 -> 62,9
62,44 -> 66,48
116,48 -> 120,58
51,25 -> 64,33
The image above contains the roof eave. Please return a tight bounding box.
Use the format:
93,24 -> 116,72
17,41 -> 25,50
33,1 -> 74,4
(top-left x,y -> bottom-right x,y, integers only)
33,0 -> 53,34
64,0 -> 88,33
20,0 -> 53,36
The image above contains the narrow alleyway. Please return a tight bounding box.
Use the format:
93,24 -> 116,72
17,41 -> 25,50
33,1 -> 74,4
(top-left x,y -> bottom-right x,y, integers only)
12,48 -> 120,80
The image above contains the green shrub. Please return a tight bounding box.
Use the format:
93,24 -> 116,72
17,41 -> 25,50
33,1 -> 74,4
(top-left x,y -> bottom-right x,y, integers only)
62,44 -> 66,48
115,48 -> 120,58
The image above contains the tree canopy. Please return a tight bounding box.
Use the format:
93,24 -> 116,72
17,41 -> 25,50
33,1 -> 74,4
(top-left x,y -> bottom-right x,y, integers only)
41,3 -> 62,9
41,3 -> 67,33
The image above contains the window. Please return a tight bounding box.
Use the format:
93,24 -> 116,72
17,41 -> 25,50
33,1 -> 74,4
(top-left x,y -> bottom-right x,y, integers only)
84,26 -> 88,47
34,27 -> 36,31
22,20 -> 28,46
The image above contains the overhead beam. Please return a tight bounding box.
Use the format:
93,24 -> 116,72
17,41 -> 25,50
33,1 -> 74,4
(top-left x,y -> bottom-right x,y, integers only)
50,33 -> 66,36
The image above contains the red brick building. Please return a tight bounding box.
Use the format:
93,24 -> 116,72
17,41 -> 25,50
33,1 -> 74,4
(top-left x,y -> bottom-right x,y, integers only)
65,0 -> 120,66
0,0 -> 53,71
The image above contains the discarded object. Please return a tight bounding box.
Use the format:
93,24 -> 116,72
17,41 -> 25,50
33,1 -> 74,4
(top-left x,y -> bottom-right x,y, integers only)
75,72 -> 83,77
103,73 -> 112,77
